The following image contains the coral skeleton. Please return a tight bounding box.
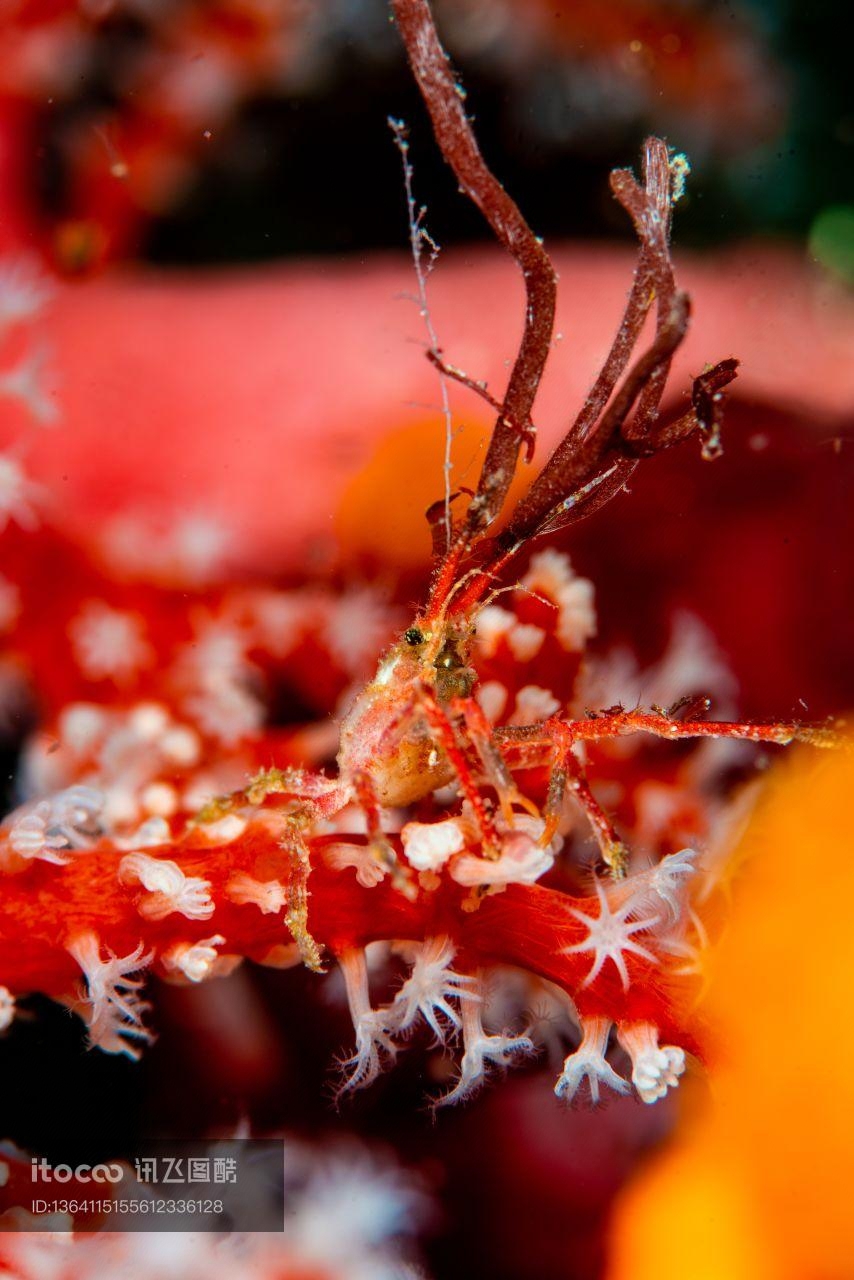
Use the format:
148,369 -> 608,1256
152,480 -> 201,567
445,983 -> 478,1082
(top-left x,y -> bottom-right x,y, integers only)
0,0 -> 835,1115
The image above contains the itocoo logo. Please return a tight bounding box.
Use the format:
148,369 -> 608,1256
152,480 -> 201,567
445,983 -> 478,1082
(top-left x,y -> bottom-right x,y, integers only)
31,1158 -> 122,1184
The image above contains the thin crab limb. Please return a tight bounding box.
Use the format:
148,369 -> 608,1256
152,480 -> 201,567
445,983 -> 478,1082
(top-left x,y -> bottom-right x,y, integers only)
495,710 -> 838,757
419,689 -> 502,854
539,720 -> 629,877
450,695 -> 541,830
425,347 -> 536,457
391,0 -> 557,548
350,770 -> 412,895
494,708 -> 833,880
238,765 -> 351,819
564,709 -> 839,749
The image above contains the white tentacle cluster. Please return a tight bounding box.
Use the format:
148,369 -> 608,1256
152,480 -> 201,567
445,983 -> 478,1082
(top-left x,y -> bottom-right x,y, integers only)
118,852 -> 214,921
3,785 -> 104,867
564,879 -> 660,990
554,1015 -> 629,1104
67,931 -> 153,1059
617,1021 -> 686,1104
385,937 -> 478,1041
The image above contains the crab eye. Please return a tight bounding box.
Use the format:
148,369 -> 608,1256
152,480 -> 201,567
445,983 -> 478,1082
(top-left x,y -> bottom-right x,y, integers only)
404,627 -> 424,647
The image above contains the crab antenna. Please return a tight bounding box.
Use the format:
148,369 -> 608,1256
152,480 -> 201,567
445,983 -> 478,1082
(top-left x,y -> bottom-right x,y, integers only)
390,0 -> 557,543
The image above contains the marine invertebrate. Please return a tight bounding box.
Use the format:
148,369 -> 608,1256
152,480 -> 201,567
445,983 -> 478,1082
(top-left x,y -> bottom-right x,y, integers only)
0,0 -> 833,1117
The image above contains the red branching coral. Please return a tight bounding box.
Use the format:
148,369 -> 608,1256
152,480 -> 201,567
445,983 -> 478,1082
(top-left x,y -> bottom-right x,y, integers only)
0,515 -> 717,1103
0,0 -> 835,1122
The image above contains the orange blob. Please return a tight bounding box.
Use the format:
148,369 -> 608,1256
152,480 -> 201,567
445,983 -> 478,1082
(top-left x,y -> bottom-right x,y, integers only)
607,743 -> 854,1280
335,414 -> 492,570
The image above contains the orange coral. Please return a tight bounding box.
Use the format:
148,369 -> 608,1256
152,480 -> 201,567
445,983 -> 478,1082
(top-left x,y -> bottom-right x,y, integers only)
607,745 -> 854,1279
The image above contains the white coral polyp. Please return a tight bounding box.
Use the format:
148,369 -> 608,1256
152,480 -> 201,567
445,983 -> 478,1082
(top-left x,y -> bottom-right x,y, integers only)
521,548 -> 597,652
506,623 -> 546,662
5,785 -> 104,865
0,454 -> 40,533
323,588 -> 398,677
617,1022 -> 686,1103
450,816 -> 560,888
612,847 -> 700,930
226,872 -> 287,914
400,818 -> 466,872
118,852 -> 214,921
57,703 -> 109,754
8,808 -> 72,864
69,601 -> 153,683
140,782 -> 178,817
386,937 -> 478,1040
565,879 -> 660,990
193,813 -> 247,845
115,817 -> 171,850
0,253 -> 54,326
555,1015 -> 629,1103
162,935 -> 226,983
67,931 -> 153,1058
159,725 -> 201,767
474,605 -> 516,657
648,847 -> 699,919
450,833 -> 554,888
0,986 -> 15,1032
509,684 -> 561,726
0,346 -> 57,425
185,680 -> 264,745
337,948 -> 398,1093
323,842 -> 387,888
51,785 -> 104,829
437,993 -> 534,1106
475,681 -> 508,724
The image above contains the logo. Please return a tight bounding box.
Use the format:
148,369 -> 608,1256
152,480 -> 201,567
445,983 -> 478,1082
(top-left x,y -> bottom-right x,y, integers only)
31,1158 -> 123,1184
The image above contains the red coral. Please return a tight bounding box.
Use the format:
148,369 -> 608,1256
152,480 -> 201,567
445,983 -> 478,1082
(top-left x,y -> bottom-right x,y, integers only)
0,3 -> 845,1165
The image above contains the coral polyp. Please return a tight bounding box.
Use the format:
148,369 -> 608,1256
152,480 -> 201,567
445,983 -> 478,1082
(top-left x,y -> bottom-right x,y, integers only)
0,0 -> 833,1114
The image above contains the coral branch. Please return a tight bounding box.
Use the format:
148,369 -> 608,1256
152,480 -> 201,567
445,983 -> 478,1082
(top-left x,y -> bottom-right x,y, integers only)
503,139 -> 709,544
390,0 -> 557,542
